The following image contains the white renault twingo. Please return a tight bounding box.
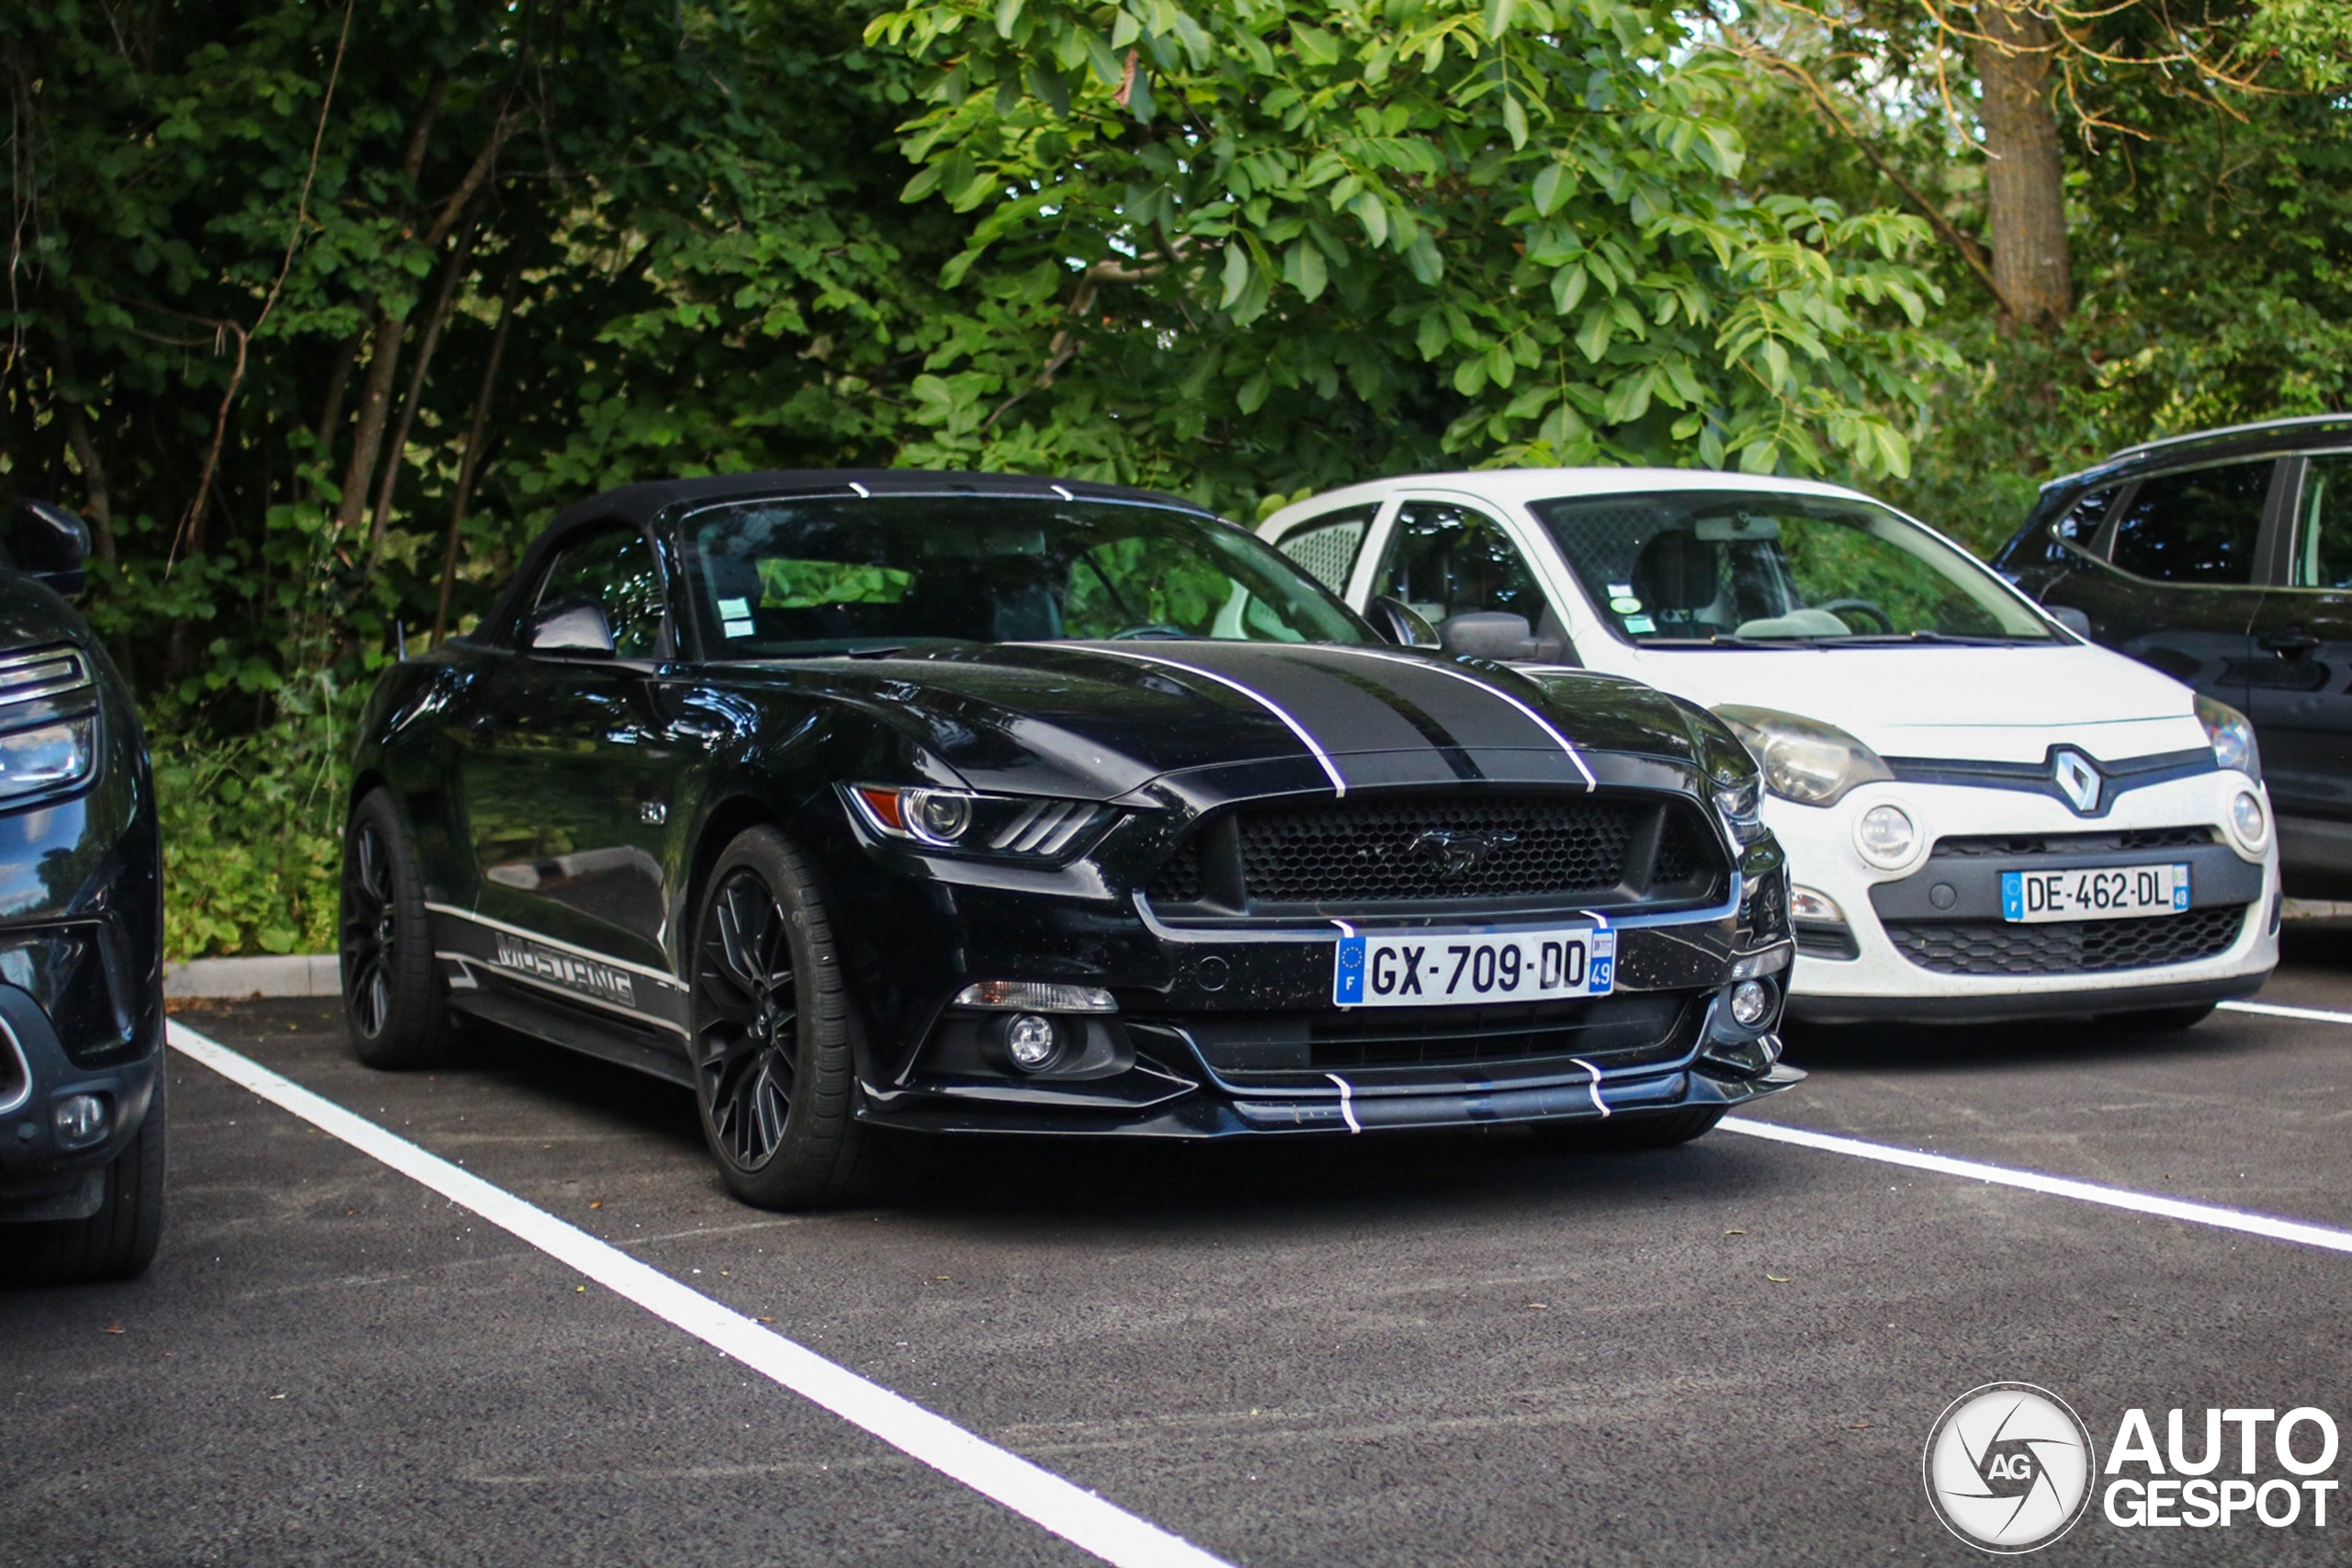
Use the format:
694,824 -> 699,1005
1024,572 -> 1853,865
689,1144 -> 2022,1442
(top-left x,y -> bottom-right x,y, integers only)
1263,469 -> 2278,1025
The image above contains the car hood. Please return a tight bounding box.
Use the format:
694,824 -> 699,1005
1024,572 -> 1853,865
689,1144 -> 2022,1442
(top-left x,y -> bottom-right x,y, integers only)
731,640 -> 1705,801
1611,642 -> 2208,763
0,571 -> 94,656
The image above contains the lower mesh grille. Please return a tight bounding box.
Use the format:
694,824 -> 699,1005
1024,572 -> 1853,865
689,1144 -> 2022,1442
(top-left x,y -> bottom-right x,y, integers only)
1931,827 -> 2217,858
1886,905 -> 2245,976
1144,994 -> 1691,1083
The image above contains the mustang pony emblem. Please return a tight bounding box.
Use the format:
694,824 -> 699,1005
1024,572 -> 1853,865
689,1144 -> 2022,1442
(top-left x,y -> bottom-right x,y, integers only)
1408,829 -> 1519,879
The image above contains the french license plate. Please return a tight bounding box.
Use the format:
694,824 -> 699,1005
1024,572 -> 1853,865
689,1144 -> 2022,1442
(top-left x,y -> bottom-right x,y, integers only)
1333,925 -> 1615,1008
2000,863 -> 2191,923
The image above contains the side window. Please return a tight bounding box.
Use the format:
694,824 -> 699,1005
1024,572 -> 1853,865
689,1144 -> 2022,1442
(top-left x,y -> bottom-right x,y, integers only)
1374,502 -> 1547,628
2107,461 -> 2273,584
1274,504 -> 1375,592
2054,486 -> 2120,554
2290,454 -> 2352,590
531,526 -> 666,658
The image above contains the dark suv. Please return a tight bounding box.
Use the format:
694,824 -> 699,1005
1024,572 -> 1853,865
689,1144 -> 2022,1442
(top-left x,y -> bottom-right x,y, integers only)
1996,414 -> 2352,897
0,500 -> 166,1283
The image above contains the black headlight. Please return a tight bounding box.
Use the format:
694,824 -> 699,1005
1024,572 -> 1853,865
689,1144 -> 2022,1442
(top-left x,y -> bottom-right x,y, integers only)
842,784 -> 1115,861
1674,701 -> 1769,847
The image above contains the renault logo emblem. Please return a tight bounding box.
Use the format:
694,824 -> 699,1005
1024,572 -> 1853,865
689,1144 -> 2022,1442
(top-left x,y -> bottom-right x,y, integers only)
2051,749 -> 2102,815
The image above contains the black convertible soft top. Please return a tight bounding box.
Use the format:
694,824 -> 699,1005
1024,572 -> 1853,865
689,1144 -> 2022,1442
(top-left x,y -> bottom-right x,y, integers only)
544,468 -> 1212,535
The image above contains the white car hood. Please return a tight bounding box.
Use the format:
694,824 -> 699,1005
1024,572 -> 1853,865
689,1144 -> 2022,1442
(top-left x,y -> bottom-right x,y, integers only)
1612,643 -> 2207,764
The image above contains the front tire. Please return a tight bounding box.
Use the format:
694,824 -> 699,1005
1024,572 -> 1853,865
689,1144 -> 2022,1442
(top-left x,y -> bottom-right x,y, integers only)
688,827 -> 877,1209
341,789 -> 459,1069
3,1070 -> 167,1285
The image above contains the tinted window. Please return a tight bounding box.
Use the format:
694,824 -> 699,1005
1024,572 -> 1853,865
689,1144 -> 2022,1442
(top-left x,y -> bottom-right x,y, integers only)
1531,491 -> 2056,645
683,497 -> 1365,656
2107,461 -> 2272,584
2290,454 -> 2352,590
1274,504 -> 1374,591
1373,502 -> 1546,627
532,526 -> 666,657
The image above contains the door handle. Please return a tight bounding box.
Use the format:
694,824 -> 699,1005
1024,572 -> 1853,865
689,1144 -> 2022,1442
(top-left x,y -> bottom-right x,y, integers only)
2261,630 -> 2321,656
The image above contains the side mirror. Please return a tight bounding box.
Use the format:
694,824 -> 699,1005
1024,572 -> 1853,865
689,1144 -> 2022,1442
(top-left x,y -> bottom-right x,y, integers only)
1370,595 -> 1442,649
9,501 -> 92,597
1439,611 -> 1544,661
526,598 -> 616,657
2047,604 -> 2093,639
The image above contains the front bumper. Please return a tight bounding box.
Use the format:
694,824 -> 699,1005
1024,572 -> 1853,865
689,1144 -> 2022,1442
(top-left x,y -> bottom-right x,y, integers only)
0,981 -> 161,1219
1771,769 -> 2278,1021
854,879 -> 1804,1137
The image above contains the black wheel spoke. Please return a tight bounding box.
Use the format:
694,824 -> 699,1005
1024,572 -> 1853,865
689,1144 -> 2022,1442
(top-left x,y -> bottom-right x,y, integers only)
692,867 -> 798,1171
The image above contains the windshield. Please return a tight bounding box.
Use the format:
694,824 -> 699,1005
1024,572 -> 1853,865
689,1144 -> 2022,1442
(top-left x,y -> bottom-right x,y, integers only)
1531,490 -> 2058,646
682,495 -> 1369,657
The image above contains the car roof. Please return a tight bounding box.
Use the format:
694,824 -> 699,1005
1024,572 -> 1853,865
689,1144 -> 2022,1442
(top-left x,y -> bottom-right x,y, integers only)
547,468 -> 1213,533
1262,467 -> 1876,529
2041,413 -> 2352,495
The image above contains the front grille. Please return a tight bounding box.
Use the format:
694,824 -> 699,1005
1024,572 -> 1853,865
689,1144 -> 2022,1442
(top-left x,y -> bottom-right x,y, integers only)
1144,993 -> 1691,1084
1887,905 -> 2245,976
1931,827 -> 2217,858
1147,791 -> 1724,913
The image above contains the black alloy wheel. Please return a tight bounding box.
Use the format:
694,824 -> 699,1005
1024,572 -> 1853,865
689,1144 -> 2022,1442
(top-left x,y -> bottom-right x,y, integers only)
688,826 -> 880,1208
340,789 -> 458,1068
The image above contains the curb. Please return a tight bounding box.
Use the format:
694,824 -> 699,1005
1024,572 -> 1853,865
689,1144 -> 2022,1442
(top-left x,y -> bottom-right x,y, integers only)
165,953 -> 340,1000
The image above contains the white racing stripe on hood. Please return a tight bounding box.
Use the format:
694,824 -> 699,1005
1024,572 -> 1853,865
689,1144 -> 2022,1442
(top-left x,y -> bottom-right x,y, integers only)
1076,644 -> 1351,795
1317,646 -> 1597,791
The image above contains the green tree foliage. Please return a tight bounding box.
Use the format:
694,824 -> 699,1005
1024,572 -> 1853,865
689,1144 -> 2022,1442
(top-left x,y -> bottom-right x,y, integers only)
869,0 -> 1948,500
1719,0 -> 2352,551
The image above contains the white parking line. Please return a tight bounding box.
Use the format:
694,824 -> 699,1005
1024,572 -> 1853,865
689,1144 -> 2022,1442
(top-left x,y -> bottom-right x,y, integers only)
2222,998 -> 2352,1025
1721,1116 -> 2352,1257
165,1021 -> 1232,1568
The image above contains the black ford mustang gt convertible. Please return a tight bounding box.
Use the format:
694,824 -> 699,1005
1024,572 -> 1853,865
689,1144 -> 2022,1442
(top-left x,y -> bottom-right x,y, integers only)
344,470 -> 1800,1207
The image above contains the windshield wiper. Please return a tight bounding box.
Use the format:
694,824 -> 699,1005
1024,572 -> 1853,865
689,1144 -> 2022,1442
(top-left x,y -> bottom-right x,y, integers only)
1836,631 -> 2033,646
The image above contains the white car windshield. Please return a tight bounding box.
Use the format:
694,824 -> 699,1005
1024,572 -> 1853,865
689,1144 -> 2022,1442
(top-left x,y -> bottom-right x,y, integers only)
1530,490 -> 2059,647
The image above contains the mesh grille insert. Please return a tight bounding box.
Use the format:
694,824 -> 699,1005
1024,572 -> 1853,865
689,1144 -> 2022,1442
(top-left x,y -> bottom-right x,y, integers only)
1931,827 -> 2218,858
1886,905 -> 2245,976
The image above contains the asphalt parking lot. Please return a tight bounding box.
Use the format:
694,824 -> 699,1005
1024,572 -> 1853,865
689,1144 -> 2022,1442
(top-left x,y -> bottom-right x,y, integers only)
10,939 -> 2352,1566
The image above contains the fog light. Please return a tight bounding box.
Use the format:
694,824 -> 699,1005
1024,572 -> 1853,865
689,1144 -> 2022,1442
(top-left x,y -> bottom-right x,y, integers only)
1003,1013 -> 1059,1071
2230,789 -> 2268,849
53,1093 -> 106,1147
1730,979 -> 1772,1027
1855,804 -> 1917,866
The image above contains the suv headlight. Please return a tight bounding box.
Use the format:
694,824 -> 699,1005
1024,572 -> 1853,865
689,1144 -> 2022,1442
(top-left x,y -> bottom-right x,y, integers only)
1714,705 -> 1894,807
844,784 -> 1114,860
0,716 -> 94,802
2195,694 -> 2261,783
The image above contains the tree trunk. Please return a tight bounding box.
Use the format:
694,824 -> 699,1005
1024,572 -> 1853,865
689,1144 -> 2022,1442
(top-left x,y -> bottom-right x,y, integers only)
51,340 -> 118,569
306,333 -> 361,504
363,220 -> 481,575
1973,2 -> 2072,330
434,248 -> 527,646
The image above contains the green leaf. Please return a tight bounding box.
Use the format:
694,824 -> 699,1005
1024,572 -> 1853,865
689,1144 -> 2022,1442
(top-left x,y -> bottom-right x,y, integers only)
1287,241 -> 1329,301
1406,234 -> 1443,286
1293,25 -> 1341,65
1237,371 -> 1272,414
994,0 -> 1025,39
1351,192 -> 1389,247
1502,93 -> 1529,152
1576,305 -> 1613,363
1532,162 -> 1568,217
1551,263 -> 1589,316
1221,243 -> 1251,308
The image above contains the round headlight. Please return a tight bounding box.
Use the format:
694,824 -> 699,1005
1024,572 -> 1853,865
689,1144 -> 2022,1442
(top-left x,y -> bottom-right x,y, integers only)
906,789 -> 973,844
1729,978 -> 1772,1027
1855,803 -> 1917,866
2230,789 -> 2268,850
1003,1013 -> 1059,1071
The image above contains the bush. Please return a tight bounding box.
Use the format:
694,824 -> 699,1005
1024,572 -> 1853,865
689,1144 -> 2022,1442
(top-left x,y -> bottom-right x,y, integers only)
153,673 -> 350,962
